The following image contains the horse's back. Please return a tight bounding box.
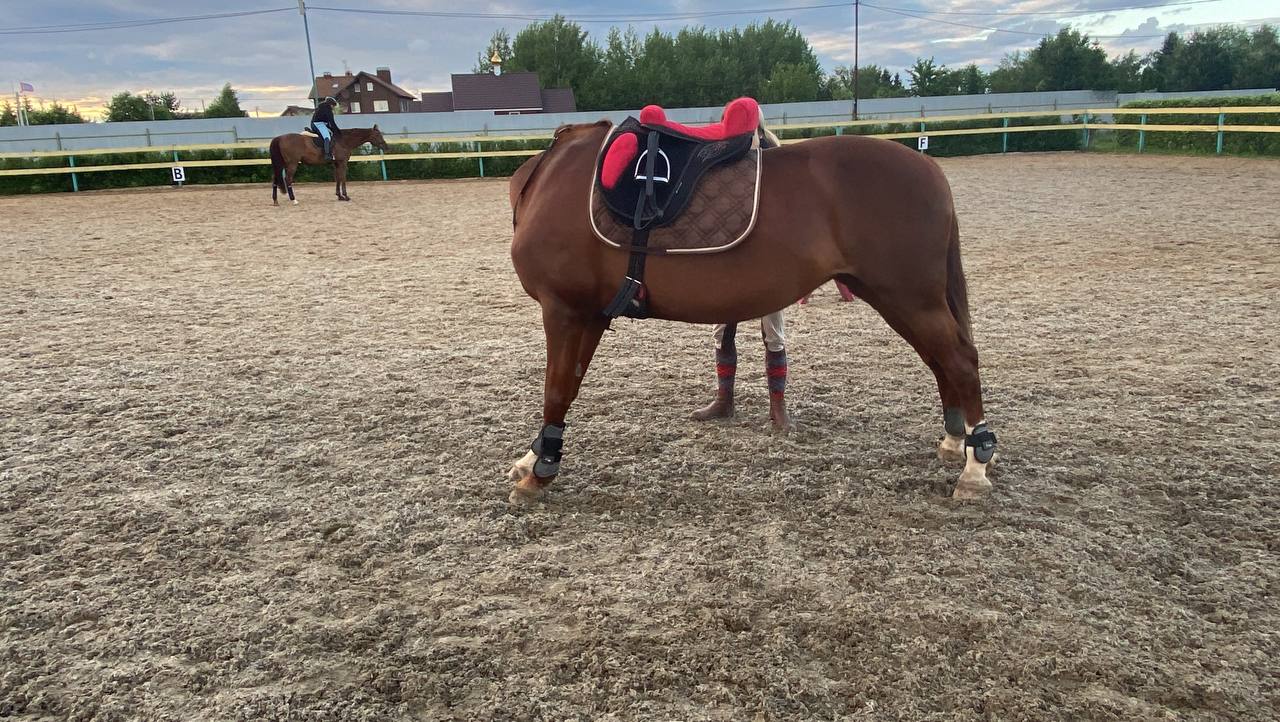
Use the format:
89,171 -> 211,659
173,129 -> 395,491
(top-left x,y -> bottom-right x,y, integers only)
764,134 -> 955,223
770,134 -> 951,190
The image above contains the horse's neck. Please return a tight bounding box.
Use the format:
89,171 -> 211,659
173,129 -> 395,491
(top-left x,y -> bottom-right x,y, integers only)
341,128 -> 371,146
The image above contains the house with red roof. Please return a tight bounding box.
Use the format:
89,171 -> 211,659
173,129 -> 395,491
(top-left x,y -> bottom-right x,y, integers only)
308,67 -> 416,115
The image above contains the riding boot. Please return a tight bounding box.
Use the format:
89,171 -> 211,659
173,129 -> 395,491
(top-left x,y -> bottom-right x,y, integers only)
324,139 -> 333,161
691,328 -> 736,421
766,348 -> 792,431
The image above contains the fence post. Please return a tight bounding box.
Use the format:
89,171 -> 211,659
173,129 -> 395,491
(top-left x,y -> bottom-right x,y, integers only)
1138,114 -> 1146,153
145,129 -> 152,147
1216,111 -> 1225,154
55,132 -> 63,151
476,141 -> 485,178
69,155 -> 79,192
379,147 -> 388,181
1002,117 -> 1009,153
231,127 -> 239,143
1082,111 -> 1090,149
173,150 -> 182,186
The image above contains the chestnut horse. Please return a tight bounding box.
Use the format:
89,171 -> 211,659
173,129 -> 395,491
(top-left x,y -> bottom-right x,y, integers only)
506,120 -> 998,504
269,125 -> 388,205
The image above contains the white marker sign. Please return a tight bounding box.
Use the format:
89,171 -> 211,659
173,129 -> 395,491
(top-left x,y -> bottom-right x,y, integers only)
171,166 -> 186,183
917,136 -> 929,151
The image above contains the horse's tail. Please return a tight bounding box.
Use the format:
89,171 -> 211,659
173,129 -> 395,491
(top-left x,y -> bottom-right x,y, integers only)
945,212 -> 973,346
269,137 -> 285,189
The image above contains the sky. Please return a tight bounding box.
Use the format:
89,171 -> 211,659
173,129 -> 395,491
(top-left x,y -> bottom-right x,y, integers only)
1,0 -> 1276,119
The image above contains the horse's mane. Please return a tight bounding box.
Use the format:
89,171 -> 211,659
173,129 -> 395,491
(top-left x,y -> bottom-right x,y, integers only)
757,108 -> 781,148
510,122 -> 609,223
552,120 -> 611,140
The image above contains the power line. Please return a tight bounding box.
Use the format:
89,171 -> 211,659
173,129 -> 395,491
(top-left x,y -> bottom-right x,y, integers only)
300,0 -> 1235,24
865,3 -> 1176,38
0,0 -> 1252,34
875,0 -> 1227,17
306,3 -> 858,24
0,7 -> 293,35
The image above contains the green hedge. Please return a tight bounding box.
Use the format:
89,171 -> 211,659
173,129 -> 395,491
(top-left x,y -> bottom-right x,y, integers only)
1095,94 -> 1280,156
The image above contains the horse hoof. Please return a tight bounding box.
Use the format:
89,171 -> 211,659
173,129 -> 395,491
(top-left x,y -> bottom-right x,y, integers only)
937,434 -> 966,463
952,474 -> 992,500
509,482 -> 545,506
507,451 -> 536,482
291,200 -> 299,206
508,473 -> 550,505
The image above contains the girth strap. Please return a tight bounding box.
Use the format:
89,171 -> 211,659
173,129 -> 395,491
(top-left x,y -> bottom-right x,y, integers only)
603,130 -> 661,319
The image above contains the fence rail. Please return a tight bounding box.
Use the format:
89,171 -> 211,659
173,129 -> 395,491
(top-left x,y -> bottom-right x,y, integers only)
3,107 -> 1277,187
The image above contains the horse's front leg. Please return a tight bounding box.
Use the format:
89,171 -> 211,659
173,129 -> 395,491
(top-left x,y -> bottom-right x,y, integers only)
509,304 -> 607,505
334,161 -> 347,201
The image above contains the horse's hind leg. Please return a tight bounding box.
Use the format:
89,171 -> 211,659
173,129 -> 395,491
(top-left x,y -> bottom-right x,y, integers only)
286,164 -> 298,204
866,299 -> 995,498
509,304 -> 608,504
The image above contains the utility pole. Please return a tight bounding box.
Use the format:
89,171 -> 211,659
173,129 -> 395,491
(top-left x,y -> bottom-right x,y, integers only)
12,84 -> 22,126
299,0 -> 319,108
853,0 -> 860,120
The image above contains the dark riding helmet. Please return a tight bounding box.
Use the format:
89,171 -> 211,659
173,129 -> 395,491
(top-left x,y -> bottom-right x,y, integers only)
322,96 -> 337,106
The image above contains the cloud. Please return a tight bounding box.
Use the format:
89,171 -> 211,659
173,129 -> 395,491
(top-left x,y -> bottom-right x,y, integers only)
2,0 -> 1271,118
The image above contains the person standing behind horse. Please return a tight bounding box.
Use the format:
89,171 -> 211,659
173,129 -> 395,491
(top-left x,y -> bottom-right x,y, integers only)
310,97 -> 340,161
690,312 -> 791,431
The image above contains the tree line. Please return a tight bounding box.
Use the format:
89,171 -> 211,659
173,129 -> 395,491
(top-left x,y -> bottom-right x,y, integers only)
0,83 -> 247,127
485,17 -> 1279,109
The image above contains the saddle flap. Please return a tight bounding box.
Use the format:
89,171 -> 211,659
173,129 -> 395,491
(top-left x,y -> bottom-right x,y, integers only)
590,120 -> 763,255
595,117 -> 754,229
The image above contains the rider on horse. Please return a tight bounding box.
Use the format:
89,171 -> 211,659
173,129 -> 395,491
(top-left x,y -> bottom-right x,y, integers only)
310,97 -> 340,161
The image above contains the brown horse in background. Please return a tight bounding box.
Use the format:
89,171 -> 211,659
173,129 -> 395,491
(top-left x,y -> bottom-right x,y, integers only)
269,125 -> 388,205
506,120 -> 998,504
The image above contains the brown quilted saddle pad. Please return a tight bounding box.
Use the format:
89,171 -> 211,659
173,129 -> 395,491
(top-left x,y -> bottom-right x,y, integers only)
589,131 -> 762,254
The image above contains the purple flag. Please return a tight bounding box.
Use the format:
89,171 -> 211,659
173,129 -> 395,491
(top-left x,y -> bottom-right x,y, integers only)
19,82 -> 34,93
